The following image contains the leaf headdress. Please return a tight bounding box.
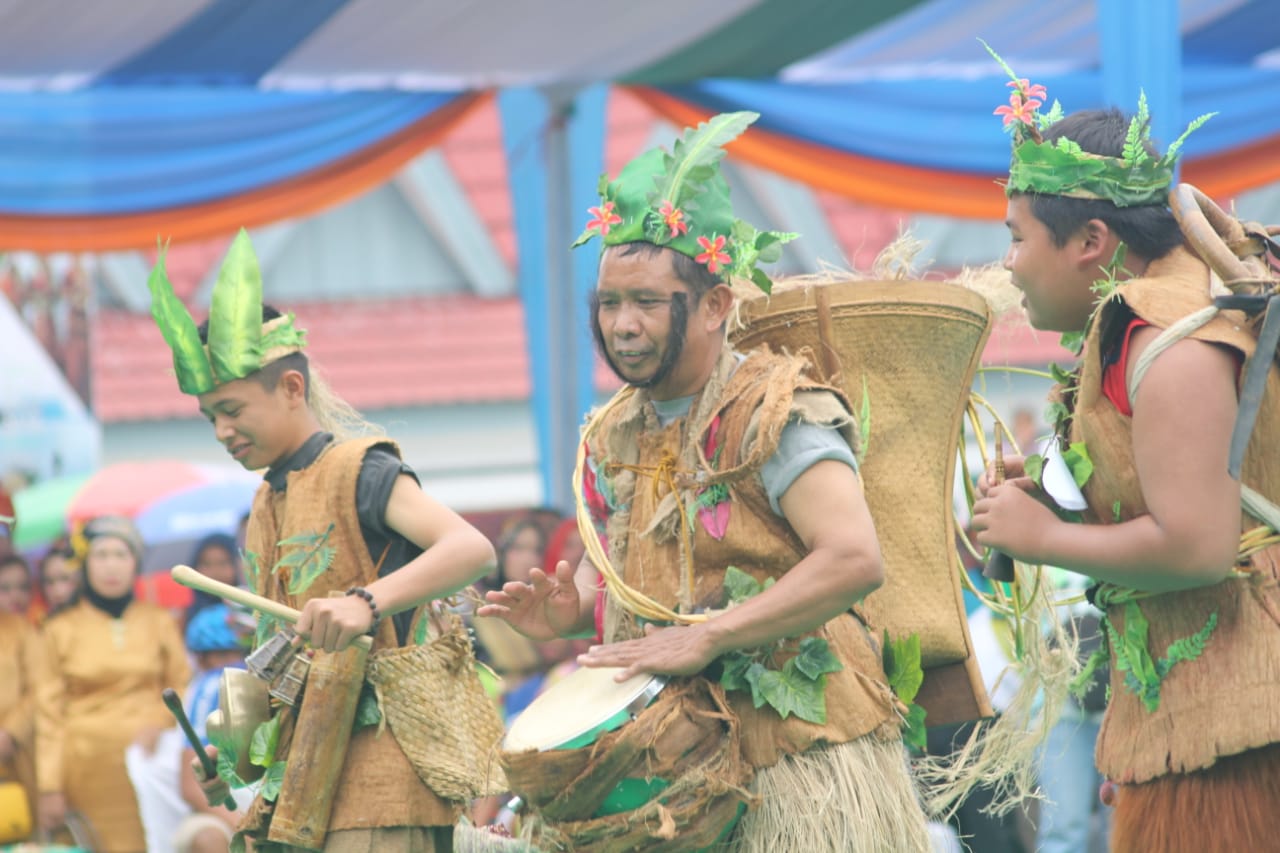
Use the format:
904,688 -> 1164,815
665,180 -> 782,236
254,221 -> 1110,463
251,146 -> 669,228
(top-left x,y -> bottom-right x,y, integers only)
983,41 -> 1214,208
572,111 -> 795,293
148,228 -> 306,395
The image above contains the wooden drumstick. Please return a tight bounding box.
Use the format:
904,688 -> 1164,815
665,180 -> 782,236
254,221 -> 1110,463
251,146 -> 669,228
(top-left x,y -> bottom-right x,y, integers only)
162,688 -> 239,810
170,565 -> 373,651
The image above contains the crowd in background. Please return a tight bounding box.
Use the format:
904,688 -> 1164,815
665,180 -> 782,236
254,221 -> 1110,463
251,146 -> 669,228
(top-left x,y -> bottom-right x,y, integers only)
0,501 -> 593,853
0,464 -> 1110,853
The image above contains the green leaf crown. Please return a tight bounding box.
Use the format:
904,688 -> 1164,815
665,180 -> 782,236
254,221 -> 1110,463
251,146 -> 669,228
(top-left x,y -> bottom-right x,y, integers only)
147,228 -> 307,395
983,41 -> 1214,208
571,111 -> 796,294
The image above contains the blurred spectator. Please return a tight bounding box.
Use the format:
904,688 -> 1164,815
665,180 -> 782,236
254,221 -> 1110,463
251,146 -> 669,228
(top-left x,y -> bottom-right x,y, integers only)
35,542 -> 80,621
184,533 -> 242,626
542,519 -> 585,578
0,553 -> 33,616
491,515 -> 546,589
0,610 -> 38,843
35,515 -> 190,852
0,484 -> 14,559
172,604 -> 251,853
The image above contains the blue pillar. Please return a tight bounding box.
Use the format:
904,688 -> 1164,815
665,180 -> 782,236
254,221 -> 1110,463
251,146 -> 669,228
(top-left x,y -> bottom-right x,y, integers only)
1098,0 -> 1181,156
499,85 -> 607,512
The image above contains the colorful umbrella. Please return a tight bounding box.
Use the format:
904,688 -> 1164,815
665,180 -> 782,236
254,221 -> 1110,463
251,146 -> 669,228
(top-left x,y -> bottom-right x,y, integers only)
65,460 -> 260,573
11,473 -> 91,549
136,479 -> 259,573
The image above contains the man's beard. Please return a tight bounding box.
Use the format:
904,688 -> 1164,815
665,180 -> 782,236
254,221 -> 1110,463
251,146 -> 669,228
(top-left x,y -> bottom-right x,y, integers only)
590,292 -> 688,390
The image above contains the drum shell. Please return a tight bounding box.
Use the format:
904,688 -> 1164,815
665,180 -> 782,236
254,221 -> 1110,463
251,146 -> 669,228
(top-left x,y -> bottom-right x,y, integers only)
501,677 -> 751,852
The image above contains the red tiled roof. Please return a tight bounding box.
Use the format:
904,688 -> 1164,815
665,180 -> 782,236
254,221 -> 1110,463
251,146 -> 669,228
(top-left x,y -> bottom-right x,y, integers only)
94,297 -> 531,422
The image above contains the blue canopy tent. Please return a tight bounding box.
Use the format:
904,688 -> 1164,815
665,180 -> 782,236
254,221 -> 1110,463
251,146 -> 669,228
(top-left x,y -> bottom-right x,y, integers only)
1,0 -> 1277,509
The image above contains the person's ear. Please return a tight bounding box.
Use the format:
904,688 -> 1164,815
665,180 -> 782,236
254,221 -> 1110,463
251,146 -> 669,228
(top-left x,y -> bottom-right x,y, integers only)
1076,218 -> 1117,269
279,369 -> 307,406
701,283 -> 735,331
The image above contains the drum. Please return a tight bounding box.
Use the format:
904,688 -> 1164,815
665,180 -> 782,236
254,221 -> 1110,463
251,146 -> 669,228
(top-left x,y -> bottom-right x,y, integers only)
500,667 -> 751,853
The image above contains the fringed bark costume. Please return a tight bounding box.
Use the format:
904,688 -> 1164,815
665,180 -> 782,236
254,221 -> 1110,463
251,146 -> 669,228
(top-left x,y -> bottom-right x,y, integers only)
987,45 -> 1280,852
146,232 -> 502,853
1069,249 -> 1280,852
582,348 -> 929,852
503,112 -> 931,852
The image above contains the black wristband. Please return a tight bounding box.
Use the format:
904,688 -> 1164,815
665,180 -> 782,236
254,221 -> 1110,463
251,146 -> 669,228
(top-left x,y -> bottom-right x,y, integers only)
345,586 -> 382,635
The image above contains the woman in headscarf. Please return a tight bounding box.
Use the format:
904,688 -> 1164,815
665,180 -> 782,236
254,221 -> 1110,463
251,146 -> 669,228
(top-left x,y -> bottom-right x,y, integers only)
35,516 -> 190,852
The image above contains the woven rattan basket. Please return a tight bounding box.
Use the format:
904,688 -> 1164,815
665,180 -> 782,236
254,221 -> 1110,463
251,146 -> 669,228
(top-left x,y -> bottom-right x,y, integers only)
732,279 -> 995,722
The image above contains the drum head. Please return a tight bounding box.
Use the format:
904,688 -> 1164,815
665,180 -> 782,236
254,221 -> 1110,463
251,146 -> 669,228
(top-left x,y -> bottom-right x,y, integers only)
504,666 -> 664,752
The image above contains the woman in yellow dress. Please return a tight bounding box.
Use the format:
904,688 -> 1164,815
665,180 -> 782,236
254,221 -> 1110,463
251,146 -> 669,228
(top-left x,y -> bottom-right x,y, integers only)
0,610 -> 38,843
35,516 -> 190,852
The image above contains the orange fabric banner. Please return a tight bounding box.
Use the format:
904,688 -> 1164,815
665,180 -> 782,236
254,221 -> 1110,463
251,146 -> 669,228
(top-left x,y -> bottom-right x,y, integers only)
632,87 -> 1280,219
0,93 -> 487,253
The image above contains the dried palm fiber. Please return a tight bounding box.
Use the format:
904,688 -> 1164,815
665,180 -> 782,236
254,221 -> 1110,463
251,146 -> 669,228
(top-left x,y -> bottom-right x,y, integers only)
367,607 -> 508,802
308,363 -> 386,440
728,727 -> 931,853
729,237 -> 1077,819
501,677 -> 754,853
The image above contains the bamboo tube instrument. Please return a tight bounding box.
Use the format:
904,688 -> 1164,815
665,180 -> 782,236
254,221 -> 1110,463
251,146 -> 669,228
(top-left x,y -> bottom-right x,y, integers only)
171,565 -> 371,848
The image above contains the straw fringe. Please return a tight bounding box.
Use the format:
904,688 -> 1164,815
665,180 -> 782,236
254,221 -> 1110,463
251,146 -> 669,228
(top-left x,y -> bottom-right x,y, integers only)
729,733 -> 932,853
913,560 -> 1078,819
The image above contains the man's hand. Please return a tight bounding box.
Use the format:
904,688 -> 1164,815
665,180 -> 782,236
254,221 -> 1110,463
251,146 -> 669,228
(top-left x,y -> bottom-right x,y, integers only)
38,791 -> 67,833
191,746 -> 233,809
477,560 -> 583,641
0,730 -> 15,763
971,480 -> 1059,563
577,622 -> 720,681
296,595 -> 374,652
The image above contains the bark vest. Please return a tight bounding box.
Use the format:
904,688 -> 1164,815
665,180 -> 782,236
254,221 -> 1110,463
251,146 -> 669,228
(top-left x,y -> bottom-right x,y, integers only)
584,349 -> 899,770
1066,247 -> 1280,784
244,438 -> 457,830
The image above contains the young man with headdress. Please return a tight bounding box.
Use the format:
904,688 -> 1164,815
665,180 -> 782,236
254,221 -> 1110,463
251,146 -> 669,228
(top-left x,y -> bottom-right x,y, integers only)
971,50 -> 1280,852
148,232 -> 497,852
480,113 -> 931,852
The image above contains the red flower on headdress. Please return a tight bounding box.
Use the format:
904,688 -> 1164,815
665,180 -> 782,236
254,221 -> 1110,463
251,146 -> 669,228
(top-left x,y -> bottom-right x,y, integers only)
586,201 -> 622,236
695,234 -> 731,274
994,91 -> 1042,128
657,201 -> 689,238
1007,78 -> 1047,101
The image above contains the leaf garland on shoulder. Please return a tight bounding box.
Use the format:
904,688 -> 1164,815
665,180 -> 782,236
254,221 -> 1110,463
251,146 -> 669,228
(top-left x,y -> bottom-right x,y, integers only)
1025,242 -> 1132,500
715,566 -> 841,724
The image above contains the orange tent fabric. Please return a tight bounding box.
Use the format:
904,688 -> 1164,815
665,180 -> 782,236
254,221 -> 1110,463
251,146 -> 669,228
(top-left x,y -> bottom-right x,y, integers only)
631,87 -> 1280,220
0,93 -> 487,253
